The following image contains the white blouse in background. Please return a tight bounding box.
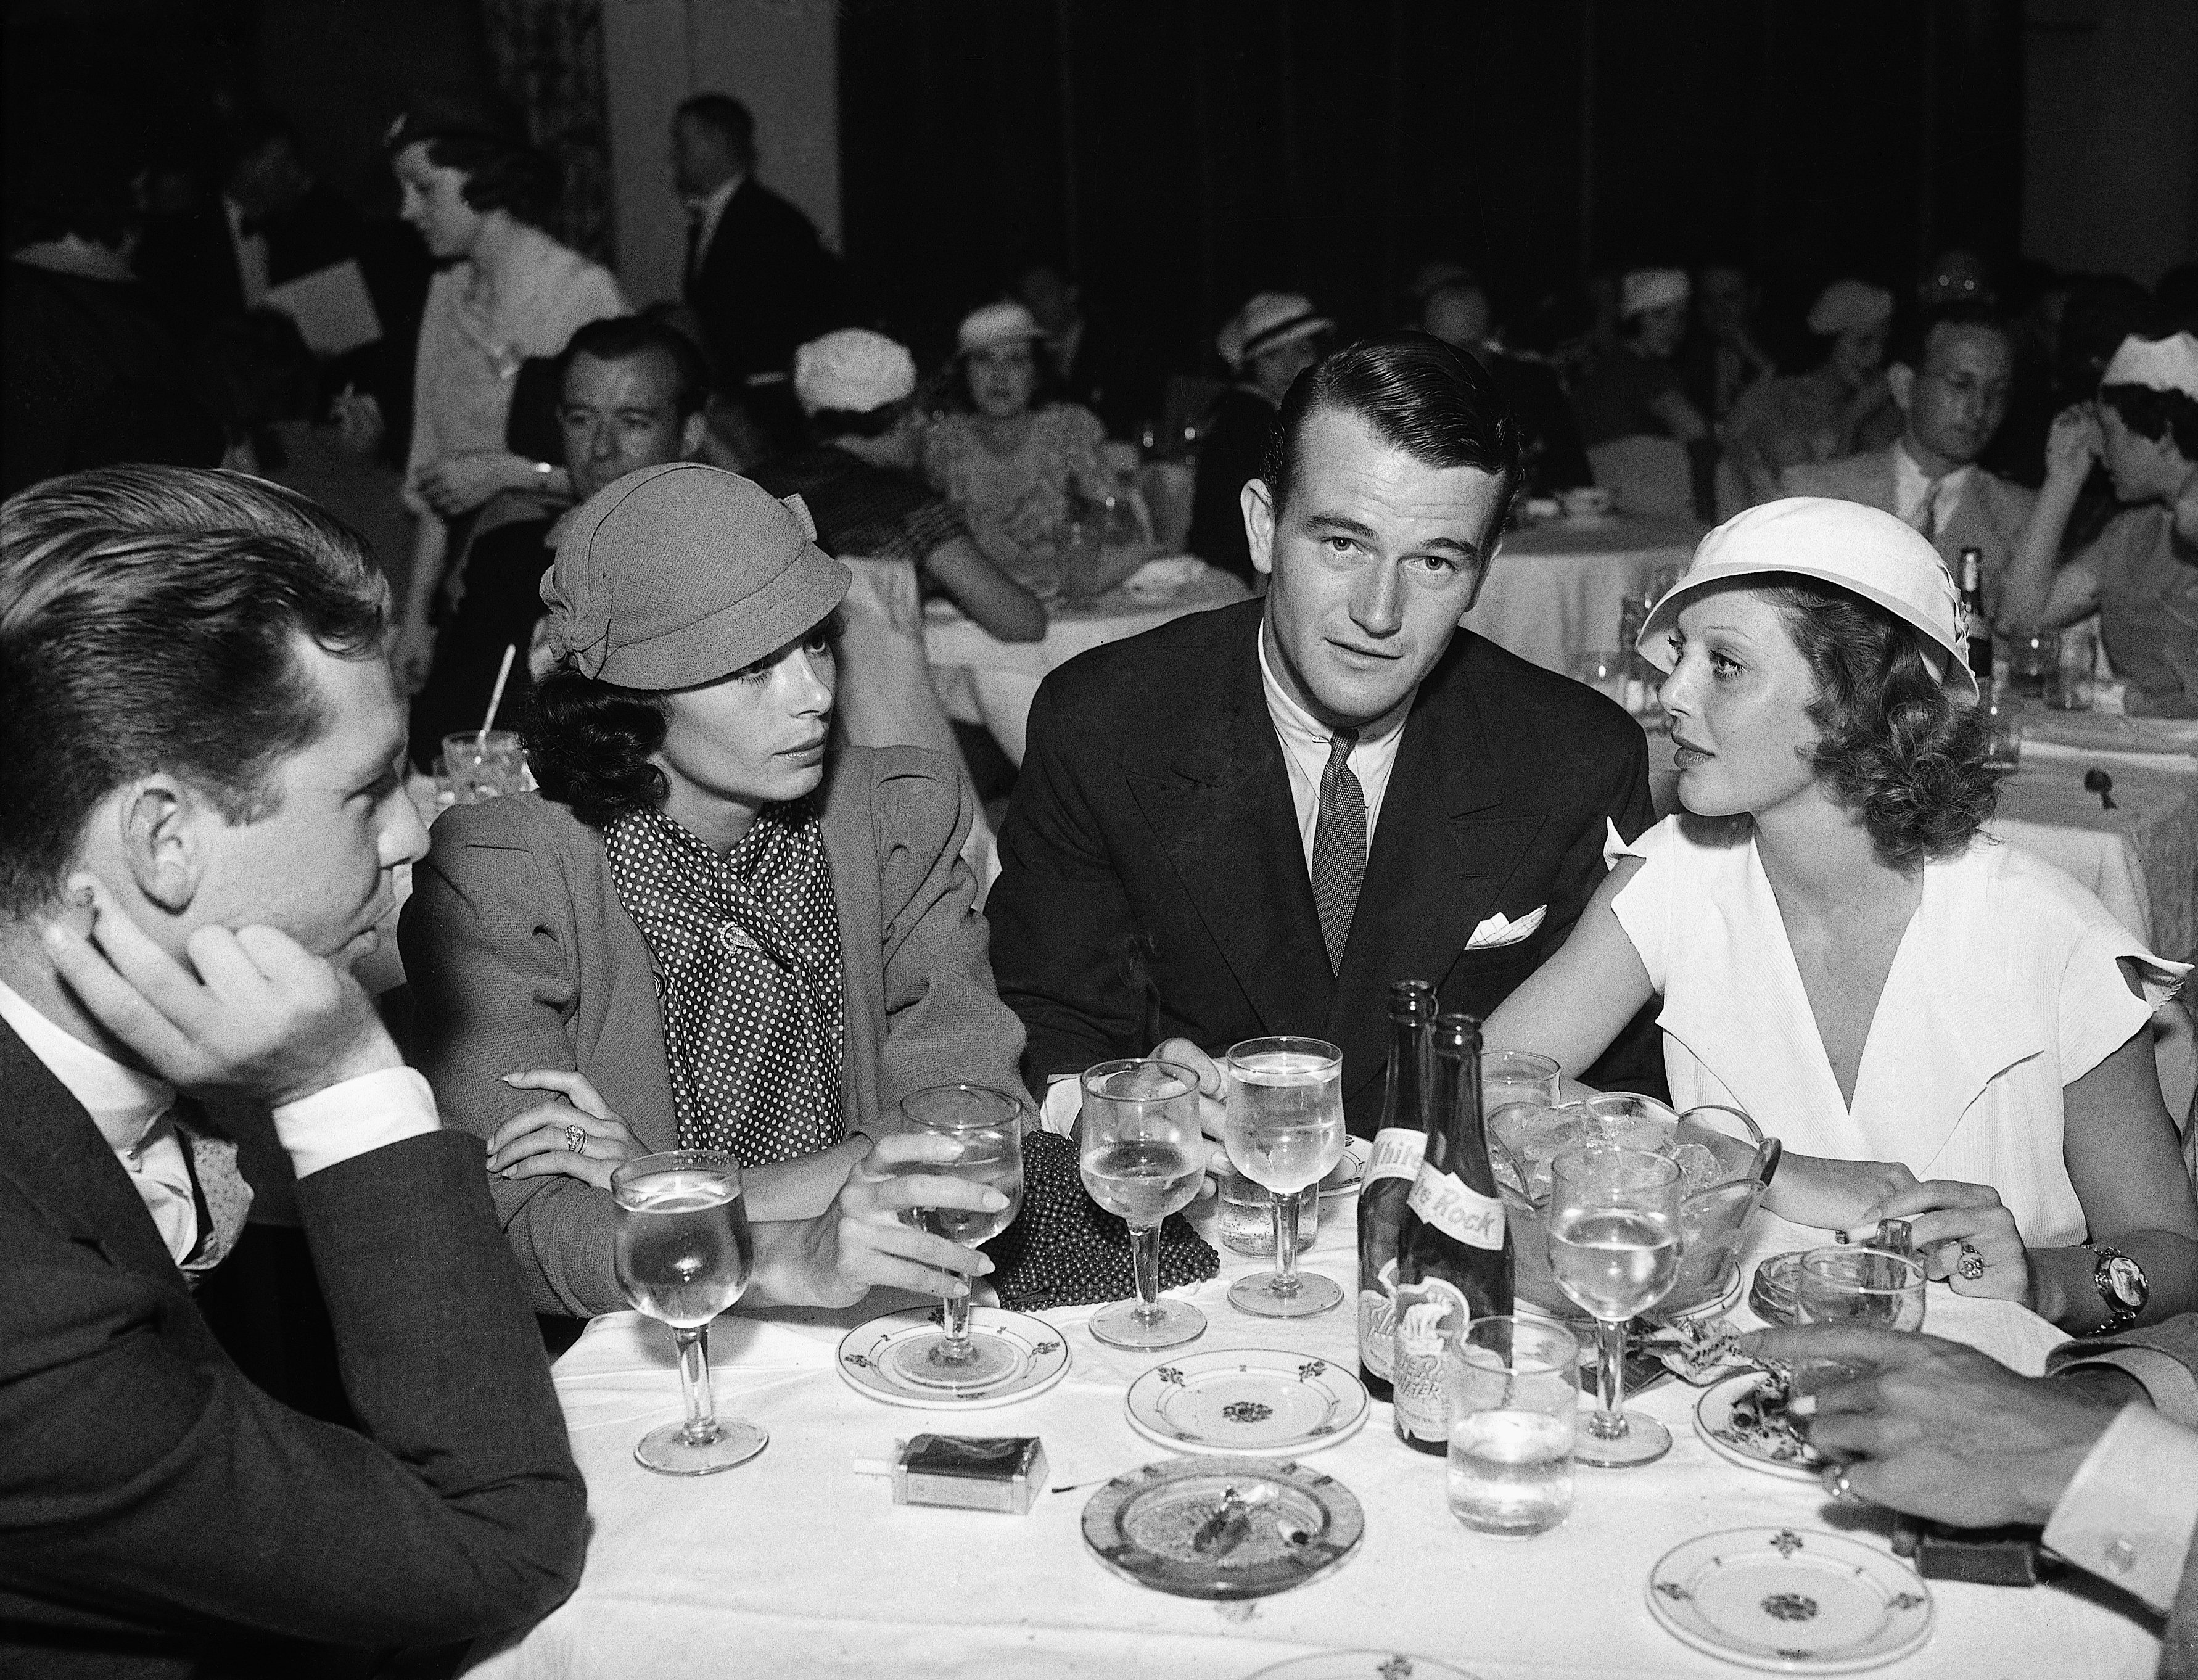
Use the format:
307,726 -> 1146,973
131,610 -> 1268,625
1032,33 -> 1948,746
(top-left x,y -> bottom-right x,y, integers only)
1608,814 -> 2187,1248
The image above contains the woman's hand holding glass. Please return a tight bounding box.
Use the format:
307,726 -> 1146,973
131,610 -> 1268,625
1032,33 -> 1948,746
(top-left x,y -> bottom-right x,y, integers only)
1864,1179 -> 2032,1309
797,1131 -> 1004,1309
487,1068 -> 644,1189
886,1084 -> 1027,1389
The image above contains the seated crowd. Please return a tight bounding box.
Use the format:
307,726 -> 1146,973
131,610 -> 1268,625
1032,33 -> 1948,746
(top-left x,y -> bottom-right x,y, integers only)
3,83 -> 2197,1680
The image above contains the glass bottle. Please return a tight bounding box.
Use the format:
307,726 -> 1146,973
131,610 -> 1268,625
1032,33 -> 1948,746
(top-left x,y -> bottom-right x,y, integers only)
1357,979 -> 1438,1403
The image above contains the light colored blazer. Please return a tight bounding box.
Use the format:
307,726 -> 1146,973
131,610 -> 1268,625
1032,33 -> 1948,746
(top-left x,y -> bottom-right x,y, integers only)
1780,444 -> 2036,617
400,744 -> 1025,1316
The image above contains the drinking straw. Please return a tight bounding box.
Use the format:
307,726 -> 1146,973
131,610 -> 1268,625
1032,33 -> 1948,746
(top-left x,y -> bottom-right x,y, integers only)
480,643 -> 517,741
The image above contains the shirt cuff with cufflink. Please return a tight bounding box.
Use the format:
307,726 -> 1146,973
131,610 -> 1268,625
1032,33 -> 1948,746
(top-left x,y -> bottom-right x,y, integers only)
271,1066 -> 443,1180
2043,1401 -> 2198,1614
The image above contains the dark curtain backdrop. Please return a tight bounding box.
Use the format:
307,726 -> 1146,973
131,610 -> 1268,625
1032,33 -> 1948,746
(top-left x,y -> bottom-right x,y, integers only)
840,0 -> 2023,379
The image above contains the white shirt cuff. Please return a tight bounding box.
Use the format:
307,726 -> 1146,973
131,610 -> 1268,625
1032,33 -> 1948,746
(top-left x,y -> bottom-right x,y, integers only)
2044,1402 -> 2198,1614
271,1066 -> 442,1180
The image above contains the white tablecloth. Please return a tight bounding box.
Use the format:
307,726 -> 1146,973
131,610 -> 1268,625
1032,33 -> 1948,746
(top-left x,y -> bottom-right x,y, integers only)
926,565 -> 1252,764
463,1203 -> 2160,1680
1464,514 -> 1705,678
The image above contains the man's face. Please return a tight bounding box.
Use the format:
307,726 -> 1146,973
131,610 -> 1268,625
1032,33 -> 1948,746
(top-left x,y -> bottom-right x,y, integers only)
101,645 -> 427,971
671,114 -> 736,199
1245,406 -> 1507,728
561,348 -> 703,502
1420,286 -> 1493,352
1896,324 -> 2013,469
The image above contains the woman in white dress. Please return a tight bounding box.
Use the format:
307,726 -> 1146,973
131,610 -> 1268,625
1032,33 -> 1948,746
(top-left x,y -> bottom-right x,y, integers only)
1488,496 -> 2196,1332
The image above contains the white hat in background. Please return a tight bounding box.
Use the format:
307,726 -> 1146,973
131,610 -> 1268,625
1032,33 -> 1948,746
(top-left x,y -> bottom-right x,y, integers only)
1620,268 -> 1691,319
2102,331 -> 2198,398
1216,291 -> 1333,372
792,328 -> 916,416
956,301 -> 1048,357
1806,279 -> 1895,336
1637,496 -> 1977,701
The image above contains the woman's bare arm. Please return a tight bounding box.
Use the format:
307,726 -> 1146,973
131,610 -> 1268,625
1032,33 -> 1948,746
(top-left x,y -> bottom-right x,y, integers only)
922,535 -> 1047,641
1484,856 -> 1656,1074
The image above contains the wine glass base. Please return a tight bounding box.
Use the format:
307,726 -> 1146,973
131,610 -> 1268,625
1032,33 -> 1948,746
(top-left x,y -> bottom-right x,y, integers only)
1090,1297 -> 1207,1349
887,1330 -> 1024,1391
1229,1270 -> 1344,1319
1574,1412 -> 1672,1468
634,1417 -> 768,1476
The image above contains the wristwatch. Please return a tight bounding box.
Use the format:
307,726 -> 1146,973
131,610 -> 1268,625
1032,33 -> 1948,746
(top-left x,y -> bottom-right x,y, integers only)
2086,1244 -> 2148,1333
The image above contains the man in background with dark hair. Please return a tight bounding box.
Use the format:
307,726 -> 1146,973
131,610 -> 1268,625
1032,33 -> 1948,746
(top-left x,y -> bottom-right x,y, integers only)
1780,303 -> 2035,620
1418,273 -> 1592,496
0,466 -> 585,1675
1011,259 -> 1156,441
987,330 -> 1661,1143
672,93 -> 844,450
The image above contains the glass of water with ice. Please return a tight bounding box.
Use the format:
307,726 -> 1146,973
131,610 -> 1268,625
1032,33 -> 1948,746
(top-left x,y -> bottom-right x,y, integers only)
1447,1316 -> 1581,1535
1223,1036 -> 1346,1318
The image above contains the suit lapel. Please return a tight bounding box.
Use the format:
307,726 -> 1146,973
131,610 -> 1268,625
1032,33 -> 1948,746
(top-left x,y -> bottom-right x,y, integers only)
1125,618 -> 1333,1035
0,1018 -> 184,1286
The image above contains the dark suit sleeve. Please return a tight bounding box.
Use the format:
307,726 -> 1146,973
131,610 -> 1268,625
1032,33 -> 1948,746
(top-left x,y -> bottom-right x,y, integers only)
987,678 -> 1153,1097
0,1132 -> 584,1650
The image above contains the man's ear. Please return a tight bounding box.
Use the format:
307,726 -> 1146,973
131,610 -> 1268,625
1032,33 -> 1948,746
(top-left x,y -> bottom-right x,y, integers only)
117,776 -> 205,916
1886,363 -> 1916,416
679,411 -> 708,459
1241,477 -> 1277,578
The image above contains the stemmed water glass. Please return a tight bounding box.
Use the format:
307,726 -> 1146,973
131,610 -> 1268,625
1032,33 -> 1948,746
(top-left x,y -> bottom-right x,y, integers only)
1223,1036 -> 1346,1319
1079,1058 -> 1208,1349
1547,1147 -> 1683,1467
888,1084 -> 1026,1391
612,1150 -> 768,1475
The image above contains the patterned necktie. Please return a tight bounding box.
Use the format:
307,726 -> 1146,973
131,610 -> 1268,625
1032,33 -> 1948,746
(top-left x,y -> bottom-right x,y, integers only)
168,1098 -> 252,1279
1309,728 -> 1365,974
1914,476 -> 1945,543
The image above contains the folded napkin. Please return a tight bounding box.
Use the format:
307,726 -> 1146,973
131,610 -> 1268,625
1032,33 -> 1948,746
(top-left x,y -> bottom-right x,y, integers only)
1119,554 -> 1208,596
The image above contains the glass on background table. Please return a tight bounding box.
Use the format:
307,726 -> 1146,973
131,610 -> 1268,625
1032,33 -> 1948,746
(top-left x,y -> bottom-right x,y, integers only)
1222,1036 -> 1347,1318
1078,1058 -> 1208,1350
442,728 -> 529,804
888,1084 -> 1026,1390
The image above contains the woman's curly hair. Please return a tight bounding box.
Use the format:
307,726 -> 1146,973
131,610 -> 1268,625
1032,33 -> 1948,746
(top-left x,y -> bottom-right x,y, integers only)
1764,580 -> 1998,868
527,670 -> 669,828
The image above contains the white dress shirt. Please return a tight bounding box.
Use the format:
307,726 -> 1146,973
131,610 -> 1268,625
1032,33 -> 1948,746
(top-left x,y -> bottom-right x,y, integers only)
0,978 -> 442,1268
684,174 -> 743,280
2045,1402 -> 2198,1613
223,195 -> 271,308
1893,440 -> 1973,540
1257,623 -> 1415,873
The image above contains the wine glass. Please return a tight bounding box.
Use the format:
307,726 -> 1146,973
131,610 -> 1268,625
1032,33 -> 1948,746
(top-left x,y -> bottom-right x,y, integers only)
611,1150 -> 767,1475
1223,1036 -> 1346,1318
1547,1147 -> 1682,1467
1791,1245 -> 1927,1398
887,1084 -> 1026,1391
1080,1058 -> 1208,1349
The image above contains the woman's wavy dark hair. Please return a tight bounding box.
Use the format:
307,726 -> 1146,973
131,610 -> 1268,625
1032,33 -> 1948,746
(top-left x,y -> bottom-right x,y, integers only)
527,670 -> 669,828
1762,579 -> 1998,869
384,101 -> 559,231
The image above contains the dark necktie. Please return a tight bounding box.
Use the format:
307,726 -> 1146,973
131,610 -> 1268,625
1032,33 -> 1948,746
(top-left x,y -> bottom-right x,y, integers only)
683,214 -> 703,289
1310,728 -> 1365,974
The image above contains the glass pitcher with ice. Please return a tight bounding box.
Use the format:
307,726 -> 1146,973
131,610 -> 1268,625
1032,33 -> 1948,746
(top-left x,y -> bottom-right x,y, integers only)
1488,1093 -> 1767,1319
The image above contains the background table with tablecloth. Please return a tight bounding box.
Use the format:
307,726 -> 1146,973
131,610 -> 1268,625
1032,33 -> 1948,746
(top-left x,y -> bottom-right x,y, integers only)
1463,513 -> 1705,680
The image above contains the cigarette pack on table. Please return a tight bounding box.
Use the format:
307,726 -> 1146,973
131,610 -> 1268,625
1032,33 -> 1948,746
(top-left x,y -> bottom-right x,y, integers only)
855,1435 -> 1047,1513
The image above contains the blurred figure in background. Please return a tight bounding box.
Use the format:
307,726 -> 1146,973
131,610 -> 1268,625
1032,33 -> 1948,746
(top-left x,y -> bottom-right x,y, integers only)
1011,260 -> 1155,442
1187,290 -> 1332,583
1724,279 -> 1900,506
1681,261 -> 1777,427
1420,274 -> 1591,495
385,97 -> 628,698
1570,267 -> 1710,515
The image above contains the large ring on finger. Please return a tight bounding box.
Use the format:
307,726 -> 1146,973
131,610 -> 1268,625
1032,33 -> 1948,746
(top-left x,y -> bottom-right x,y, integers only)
1824,1463 -> 1856,1503
1957,1241 -> 1986,1281
565,1122 -> 587,1155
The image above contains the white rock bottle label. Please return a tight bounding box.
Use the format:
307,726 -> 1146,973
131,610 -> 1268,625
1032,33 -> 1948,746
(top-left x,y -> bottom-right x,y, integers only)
1359,1258 -> 1402,1383
1365,1126 -> 1426,1187
1389,1277 -> 1470,1446
1407,1163 -> 1507,1250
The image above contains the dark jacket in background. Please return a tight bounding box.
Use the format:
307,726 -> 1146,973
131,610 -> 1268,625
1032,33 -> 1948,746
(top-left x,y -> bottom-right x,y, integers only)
1473,347 -> 1593,495
1183,387 -> 1275,586
684,178 -> 844,446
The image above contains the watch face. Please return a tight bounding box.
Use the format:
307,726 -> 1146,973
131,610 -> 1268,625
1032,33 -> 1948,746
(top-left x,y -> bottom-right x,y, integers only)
2105,1255 -> 2147,1308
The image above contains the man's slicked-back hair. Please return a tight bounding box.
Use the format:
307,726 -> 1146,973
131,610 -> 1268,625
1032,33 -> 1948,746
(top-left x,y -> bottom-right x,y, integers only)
1261,330 -> 1524,520
677,94 -> 756,163
564,315 -> 713,419
1891,301 -> 2011,373
0,467 -> 389,915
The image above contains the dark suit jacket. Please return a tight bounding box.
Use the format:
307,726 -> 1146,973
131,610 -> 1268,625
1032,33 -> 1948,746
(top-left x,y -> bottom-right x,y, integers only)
1053,316 -> 1158,441
683,177 -> 844,392
1475,348 -> 1593,496
987,598 -> 1661,1133
0,1021 -> 586,1678
1183,387 -> 1275,587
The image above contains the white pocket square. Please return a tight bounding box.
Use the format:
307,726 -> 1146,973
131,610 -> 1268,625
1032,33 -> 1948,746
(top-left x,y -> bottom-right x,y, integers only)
1466,905 -> 1546,950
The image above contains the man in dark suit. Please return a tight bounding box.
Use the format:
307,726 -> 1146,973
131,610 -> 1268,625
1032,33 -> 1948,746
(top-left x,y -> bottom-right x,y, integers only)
0,466 -> 588,1676
673,93 -> 844,450
1012,260 -> 1157,441
1420,276 -> 1594,496
987,331 -> 1660,1140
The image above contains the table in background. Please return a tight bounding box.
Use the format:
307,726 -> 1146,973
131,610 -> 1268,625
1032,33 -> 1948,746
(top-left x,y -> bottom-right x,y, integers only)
926,562 -> 1251,765
1464,513 -> 1705,678
462,1200 -> 2160,1680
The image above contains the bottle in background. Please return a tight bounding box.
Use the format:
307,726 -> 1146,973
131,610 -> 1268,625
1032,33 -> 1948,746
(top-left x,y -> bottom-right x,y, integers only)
1357,979 -> 1438,1403
1959,547 -> 1992,684
1391,1012 -> 1515,1454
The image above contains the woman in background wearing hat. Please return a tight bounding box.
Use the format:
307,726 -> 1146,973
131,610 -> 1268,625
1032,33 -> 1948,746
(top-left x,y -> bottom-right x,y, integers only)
384,99 -> 630,698
400,463 -> 1029,1319
1184,291 -> 1333,585
920,300 -> 1131,593
1723,279 -> 1903,506
1488,496 -> 2197,1332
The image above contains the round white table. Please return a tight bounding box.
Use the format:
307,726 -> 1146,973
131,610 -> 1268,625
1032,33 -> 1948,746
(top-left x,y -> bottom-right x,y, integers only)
1464,513 -> 1706,679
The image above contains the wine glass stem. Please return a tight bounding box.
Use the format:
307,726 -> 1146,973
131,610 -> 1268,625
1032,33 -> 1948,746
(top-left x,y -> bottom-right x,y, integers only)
1591,1316 -> 1629,1438
1129,1221 -> 1161,1322
1271,1189 -> 1302,1296
673,1325 -> 722,1447
939,1286 -> 975,1361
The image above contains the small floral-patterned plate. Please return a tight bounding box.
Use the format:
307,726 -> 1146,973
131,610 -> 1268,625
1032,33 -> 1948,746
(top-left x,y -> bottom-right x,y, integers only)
1695,1371 -> 1827,1481
1242,1653 -> 1480,1679
1647,1528 -> 1935,1674
836,1306 -> 1070,1409
1126,1349 -> 1370,1456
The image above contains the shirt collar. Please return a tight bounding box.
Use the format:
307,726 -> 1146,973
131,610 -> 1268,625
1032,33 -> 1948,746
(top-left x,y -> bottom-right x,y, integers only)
1257,619 -> 1415,755
686,174 -> 743,224
1896,437 -> 1975,493
0,978 -> 174,1155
